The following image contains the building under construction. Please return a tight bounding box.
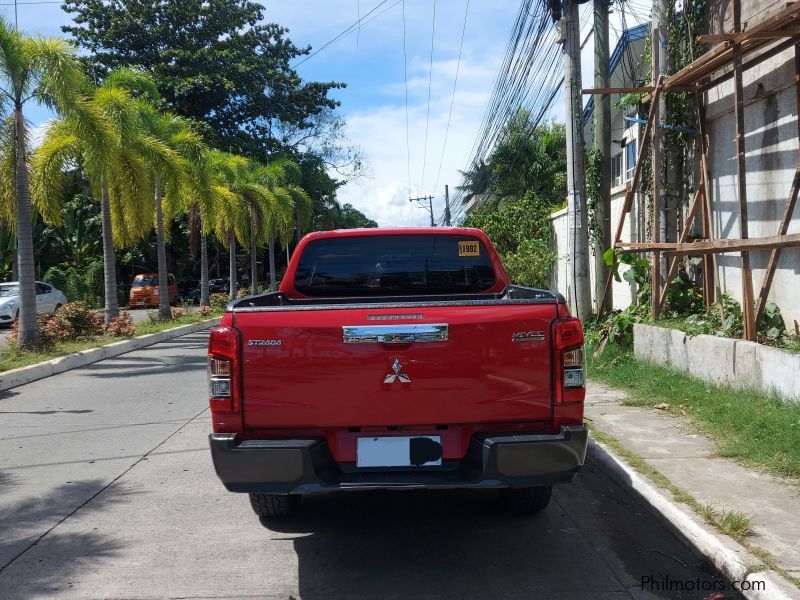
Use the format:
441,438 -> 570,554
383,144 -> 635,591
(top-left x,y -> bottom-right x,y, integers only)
574,0 -> 800,340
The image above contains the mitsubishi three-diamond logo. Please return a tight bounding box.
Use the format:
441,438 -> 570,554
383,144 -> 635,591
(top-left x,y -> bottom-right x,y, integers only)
384,358 -> 411,384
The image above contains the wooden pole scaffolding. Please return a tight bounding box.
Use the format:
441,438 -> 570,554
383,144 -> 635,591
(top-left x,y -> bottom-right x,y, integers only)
618,232 -> 800,254
754,43 -> 800,325
732,0 -> 758,341
596,76 -> 665,317
695,94 -> 718,306
655,181 -> 704,313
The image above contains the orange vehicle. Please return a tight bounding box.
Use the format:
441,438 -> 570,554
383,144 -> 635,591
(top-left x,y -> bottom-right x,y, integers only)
129,273 -> 178,308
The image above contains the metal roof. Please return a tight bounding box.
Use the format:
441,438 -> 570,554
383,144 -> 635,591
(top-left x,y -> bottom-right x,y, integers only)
583,23 -> 650,121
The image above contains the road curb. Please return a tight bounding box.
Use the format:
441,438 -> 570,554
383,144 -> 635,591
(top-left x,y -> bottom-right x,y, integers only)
588,438 -> 799,600
0,317 -> 220,391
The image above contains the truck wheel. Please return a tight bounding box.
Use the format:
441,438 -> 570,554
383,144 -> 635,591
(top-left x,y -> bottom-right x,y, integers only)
499,485 -> 552,514
249,493 -> 301,519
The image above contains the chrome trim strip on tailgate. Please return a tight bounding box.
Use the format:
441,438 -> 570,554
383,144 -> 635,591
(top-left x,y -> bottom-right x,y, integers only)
342,324 -> 448,344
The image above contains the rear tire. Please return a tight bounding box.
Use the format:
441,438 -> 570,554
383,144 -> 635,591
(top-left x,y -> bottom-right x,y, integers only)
499,485 -> 552,514
249,493 -> 301,519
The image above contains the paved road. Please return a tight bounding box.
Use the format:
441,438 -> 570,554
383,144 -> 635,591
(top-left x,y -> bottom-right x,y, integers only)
0,332 -> 741,599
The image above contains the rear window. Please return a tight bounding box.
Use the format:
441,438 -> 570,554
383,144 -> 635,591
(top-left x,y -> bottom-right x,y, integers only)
294,234 -> 497,297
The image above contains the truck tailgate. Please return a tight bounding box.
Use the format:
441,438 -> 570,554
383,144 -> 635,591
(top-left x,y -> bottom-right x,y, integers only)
235,303 -> 557,429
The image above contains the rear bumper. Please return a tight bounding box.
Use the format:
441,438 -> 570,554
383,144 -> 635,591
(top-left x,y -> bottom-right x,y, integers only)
209,425 -> 588,494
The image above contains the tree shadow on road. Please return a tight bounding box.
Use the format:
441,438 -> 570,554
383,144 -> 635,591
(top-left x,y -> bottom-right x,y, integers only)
81,354 -> 206,379
0,479 -> 133,599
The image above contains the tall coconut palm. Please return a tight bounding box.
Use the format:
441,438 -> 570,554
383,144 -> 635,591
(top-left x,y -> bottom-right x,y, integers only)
134,106 -> 204,320
256,158 -> 312,290
0,18 -> 86,346
207,151 -> 248,298
211,155 -> 278,296
31,71 -> 153,324
184,145 -> 216,307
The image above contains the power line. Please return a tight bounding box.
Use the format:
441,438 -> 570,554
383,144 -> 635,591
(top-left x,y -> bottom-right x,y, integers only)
418,0 -> 437,195
402,0 -> 411,197
432,0 -> 470,197
293,0 -> 393,67
448,2 -> 595,224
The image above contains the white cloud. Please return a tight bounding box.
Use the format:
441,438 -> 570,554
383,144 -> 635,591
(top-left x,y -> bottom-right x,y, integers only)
334,46 -> 508,226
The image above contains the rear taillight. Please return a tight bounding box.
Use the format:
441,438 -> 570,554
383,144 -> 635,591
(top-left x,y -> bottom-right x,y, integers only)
208,326 -> 239,412
554,318 -> 585,404
209,357 -> 232,397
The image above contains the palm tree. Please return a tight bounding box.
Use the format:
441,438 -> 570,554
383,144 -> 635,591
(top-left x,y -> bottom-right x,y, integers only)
0,18 -> 86,346
207,151 -> 248,298
257,158 -> 312,290
31,72 -> 151,324
211,155 -> 277,296
133,104 -> 207,320
456,158 -> 492,203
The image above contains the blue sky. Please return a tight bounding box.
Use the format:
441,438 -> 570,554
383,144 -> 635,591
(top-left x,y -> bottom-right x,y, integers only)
8,0 -> 651,226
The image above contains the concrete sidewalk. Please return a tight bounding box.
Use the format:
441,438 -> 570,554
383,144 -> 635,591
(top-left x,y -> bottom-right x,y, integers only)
585,380 -> 800,594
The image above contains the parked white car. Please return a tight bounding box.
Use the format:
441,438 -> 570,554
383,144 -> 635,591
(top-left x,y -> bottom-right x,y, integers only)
0,281 -> 68,326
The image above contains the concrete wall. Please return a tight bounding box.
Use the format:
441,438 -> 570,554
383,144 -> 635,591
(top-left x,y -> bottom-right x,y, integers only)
633,323 -> 800,403
703,0 -> 800,326
554,0 -> 800,326
550,190 -> 640,311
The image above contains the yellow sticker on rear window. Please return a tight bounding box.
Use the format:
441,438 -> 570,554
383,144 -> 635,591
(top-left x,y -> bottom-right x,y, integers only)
458,240 -> 480,257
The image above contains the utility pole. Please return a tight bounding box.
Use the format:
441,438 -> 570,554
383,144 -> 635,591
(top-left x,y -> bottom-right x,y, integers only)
444,185 -> 452,226
561,0 -> 592,321
593,0 -> 611,314
651,0 -> 668,317
409,195 -> 436,227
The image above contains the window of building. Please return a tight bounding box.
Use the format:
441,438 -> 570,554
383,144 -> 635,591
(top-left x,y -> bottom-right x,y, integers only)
611,153 -> 622,188
625,141 -> 637,180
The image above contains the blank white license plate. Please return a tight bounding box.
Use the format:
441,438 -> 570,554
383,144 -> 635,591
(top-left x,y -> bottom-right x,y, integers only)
356,436 -> 442,468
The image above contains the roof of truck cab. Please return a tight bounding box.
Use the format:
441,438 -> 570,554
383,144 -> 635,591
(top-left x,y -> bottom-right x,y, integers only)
305,227 -> 483,238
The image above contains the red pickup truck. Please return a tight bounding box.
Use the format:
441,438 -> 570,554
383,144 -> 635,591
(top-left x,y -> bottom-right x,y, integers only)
208,227 -> 587,519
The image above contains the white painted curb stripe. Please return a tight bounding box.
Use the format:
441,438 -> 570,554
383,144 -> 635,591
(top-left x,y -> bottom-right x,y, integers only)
589,438 -> 798,600
0,318 -> 221,391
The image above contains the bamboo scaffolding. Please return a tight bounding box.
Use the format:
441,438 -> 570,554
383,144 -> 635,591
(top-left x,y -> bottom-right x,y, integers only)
593,0 -> 800,329
617,233 -> 800,254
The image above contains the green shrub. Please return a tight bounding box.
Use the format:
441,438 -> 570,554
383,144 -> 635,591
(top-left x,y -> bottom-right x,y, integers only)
210,293 -> 230,311
10,314 -> 73,347
106,314 -> 135,337
464,192 -> 557,288
501,238 -> 557,289
55,301 -> 104,338
43,262 -> 104,308
197,305 -> 212,317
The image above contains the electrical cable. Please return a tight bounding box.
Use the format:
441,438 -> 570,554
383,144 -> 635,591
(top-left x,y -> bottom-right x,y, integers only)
402,0 -> 411,197
419,0 -> 437,195
432,0 -> 470,198
293,0 -> 393,67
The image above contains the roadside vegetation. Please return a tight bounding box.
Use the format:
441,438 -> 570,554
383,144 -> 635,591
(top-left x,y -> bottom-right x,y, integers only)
458,116 -> 567,288
1,1 -> 374,351
587,341 -> 800,481
0,301 -> 221,372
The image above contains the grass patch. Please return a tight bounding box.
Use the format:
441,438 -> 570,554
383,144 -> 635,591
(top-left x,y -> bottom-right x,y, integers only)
134,313 -> 219,336
697,505 -> 752,542
588,343 -> 800,480
0,310 -> 221,372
